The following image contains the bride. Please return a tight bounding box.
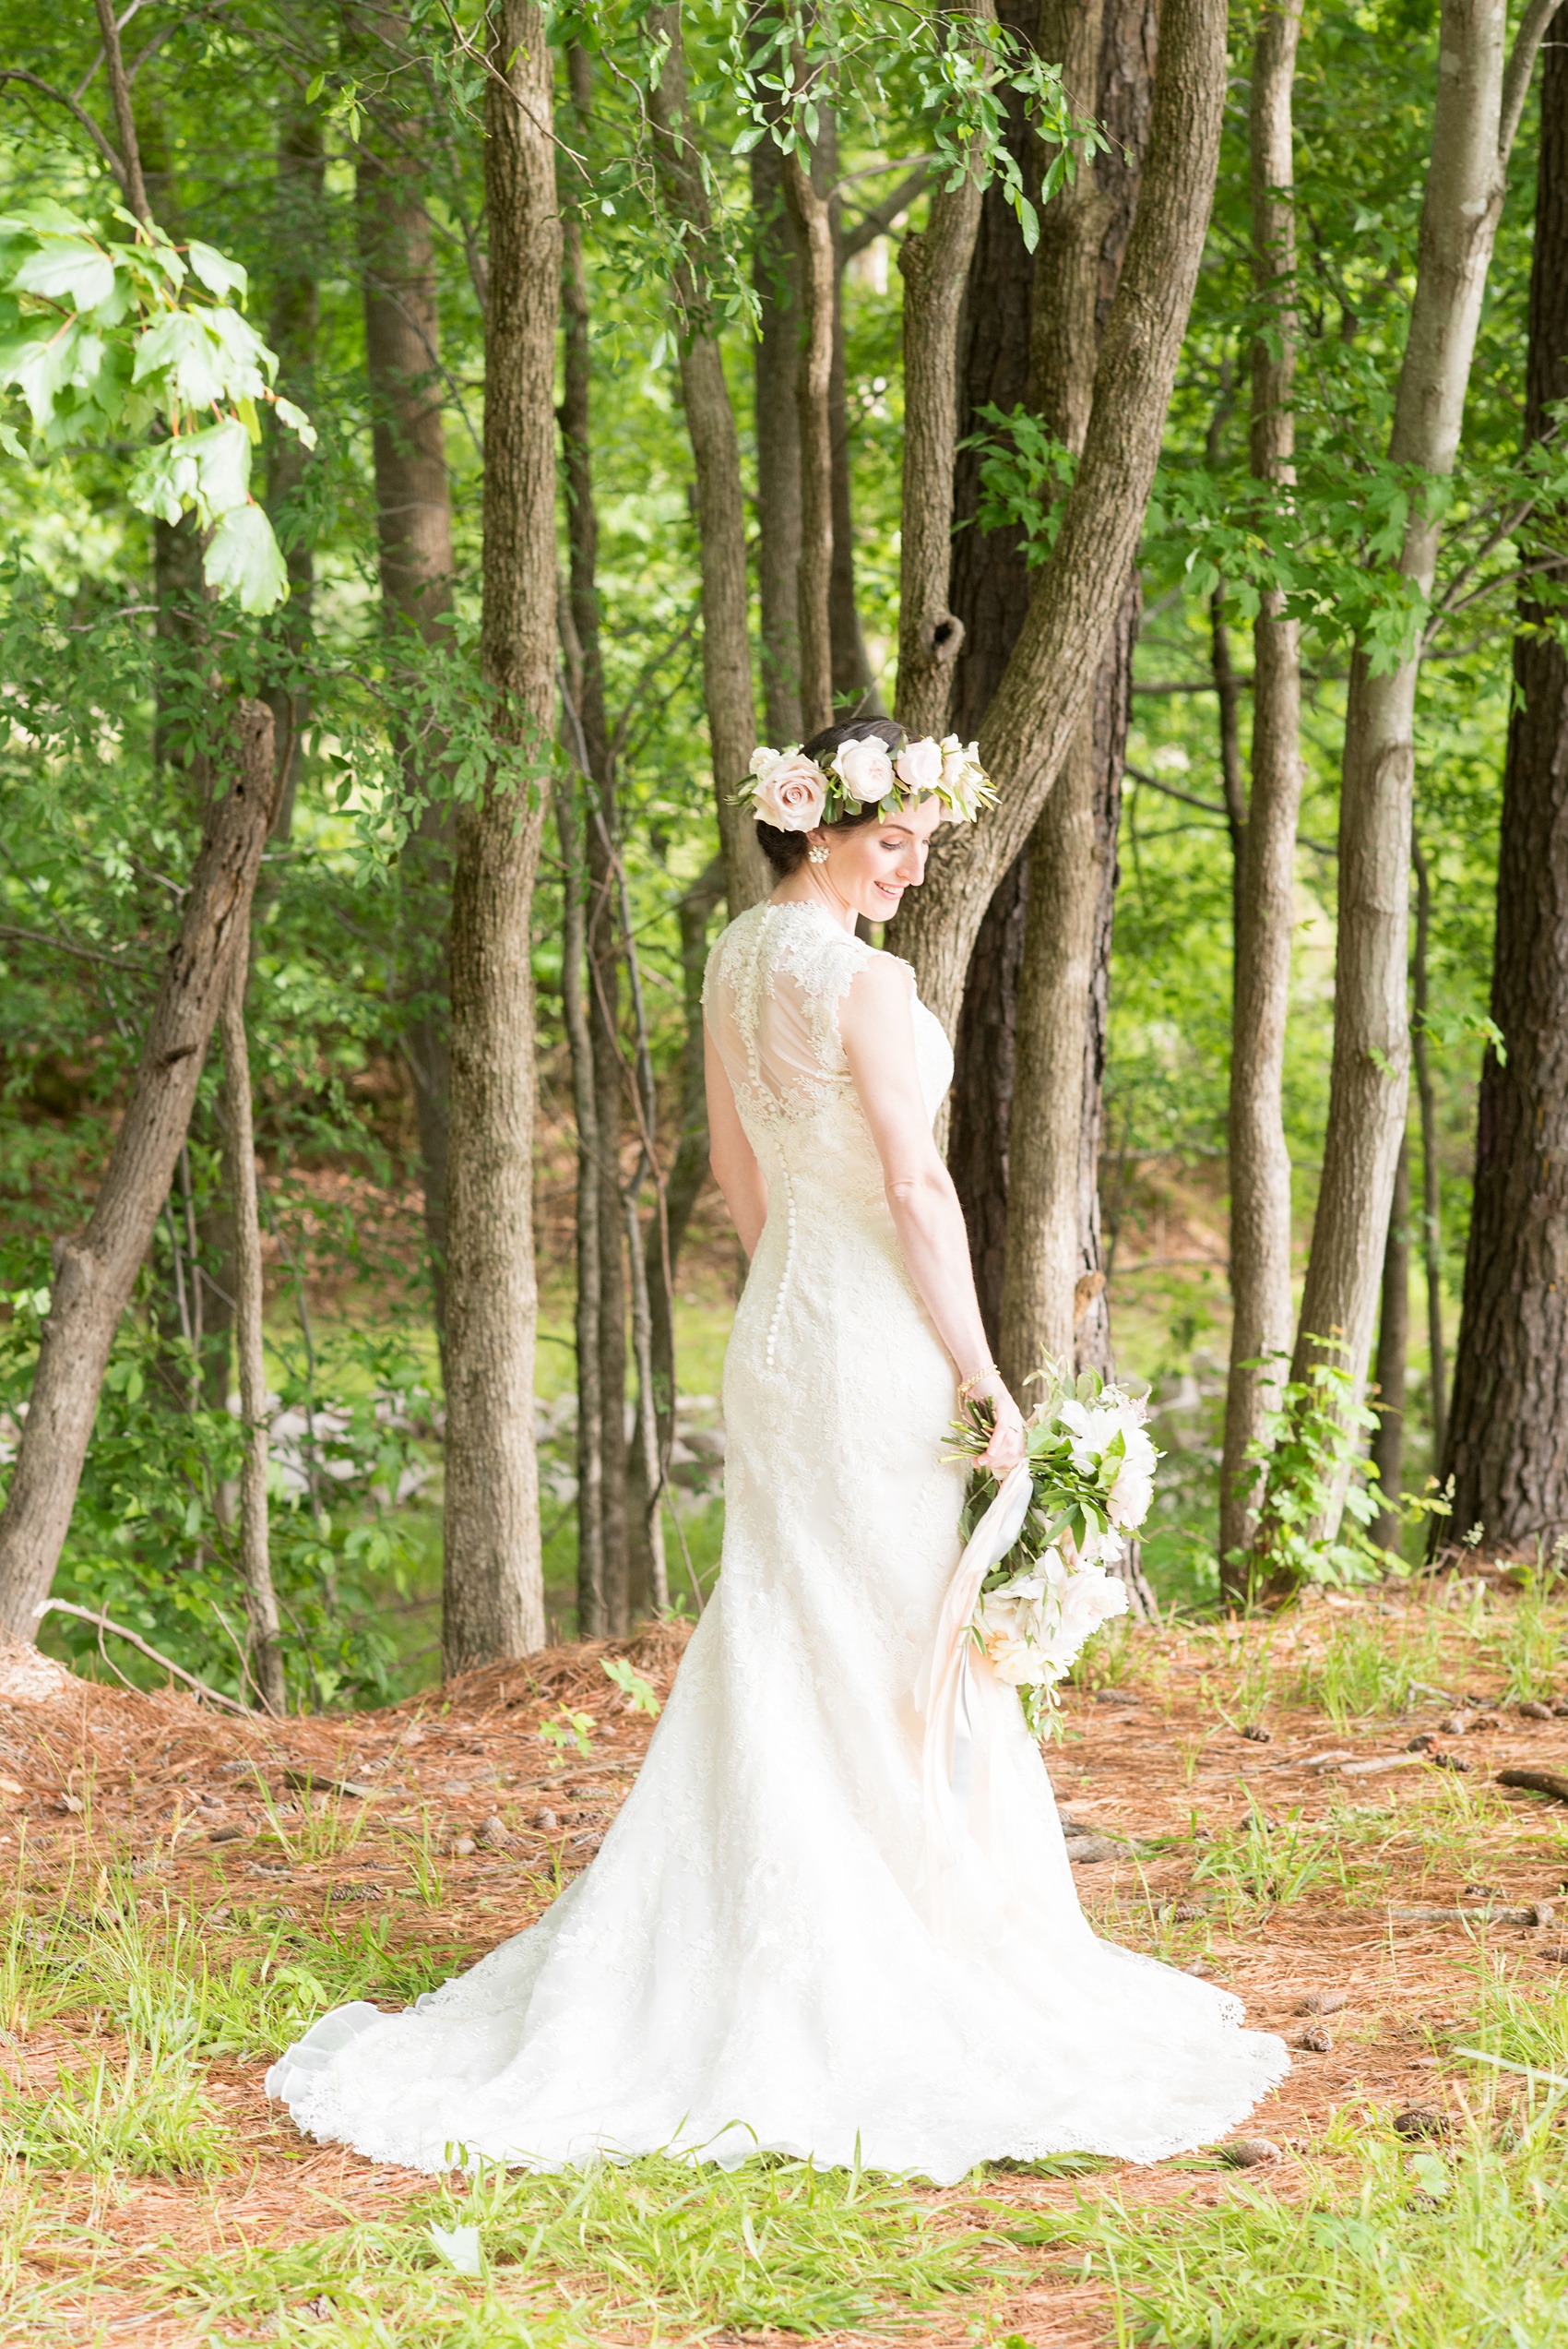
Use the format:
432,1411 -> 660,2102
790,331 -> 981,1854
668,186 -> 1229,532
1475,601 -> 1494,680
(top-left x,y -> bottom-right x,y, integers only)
268,718 -> 1288,2179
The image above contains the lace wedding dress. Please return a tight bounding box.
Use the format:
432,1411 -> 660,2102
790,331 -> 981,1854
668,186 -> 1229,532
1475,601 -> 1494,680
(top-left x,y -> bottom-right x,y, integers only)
268,900 -> 1288,2178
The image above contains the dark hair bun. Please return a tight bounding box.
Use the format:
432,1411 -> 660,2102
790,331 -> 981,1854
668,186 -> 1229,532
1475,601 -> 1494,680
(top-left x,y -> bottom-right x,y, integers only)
752,719 -> 905,876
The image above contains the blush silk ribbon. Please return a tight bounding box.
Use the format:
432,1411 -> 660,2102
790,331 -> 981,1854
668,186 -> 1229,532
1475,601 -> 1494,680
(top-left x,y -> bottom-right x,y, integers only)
913,1459 -> 1034,1914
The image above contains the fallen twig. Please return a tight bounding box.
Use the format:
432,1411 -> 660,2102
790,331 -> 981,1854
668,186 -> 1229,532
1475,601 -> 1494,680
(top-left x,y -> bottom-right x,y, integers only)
1497,1766 -> 1568,1804
33,1600 -> 255,1717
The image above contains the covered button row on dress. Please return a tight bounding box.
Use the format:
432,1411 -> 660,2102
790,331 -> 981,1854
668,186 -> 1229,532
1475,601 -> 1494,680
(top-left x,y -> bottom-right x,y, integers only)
764,1159 -> 798,1370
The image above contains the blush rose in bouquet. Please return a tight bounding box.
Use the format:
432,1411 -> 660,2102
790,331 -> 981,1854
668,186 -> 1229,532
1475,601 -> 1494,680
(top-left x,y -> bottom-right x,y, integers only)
948,1362 -> 1161,1732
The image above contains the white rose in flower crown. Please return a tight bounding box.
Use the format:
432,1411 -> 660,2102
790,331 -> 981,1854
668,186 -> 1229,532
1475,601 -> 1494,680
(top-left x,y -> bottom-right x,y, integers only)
831,735 -> 896,804
894,735 -> 944,796
750,746 -> 827,832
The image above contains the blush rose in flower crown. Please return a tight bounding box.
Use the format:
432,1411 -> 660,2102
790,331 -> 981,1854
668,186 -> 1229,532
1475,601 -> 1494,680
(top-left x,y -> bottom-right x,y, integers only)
738,730 -> 997,829
947,1362 -> 1161,1734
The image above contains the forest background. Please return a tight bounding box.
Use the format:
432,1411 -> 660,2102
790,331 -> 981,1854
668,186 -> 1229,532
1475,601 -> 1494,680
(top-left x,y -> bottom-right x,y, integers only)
0,0 -> 1564,1718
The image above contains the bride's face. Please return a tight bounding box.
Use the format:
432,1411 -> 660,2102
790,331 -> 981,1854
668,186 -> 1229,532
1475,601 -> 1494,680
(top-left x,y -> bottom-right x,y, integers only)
808,796 -> 944,922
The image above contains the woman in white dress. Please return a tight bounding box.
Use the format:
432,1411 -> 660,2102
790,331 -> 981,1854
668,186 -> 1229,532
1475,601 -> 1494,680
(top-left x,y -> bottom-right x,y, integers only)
267,719 -> 1288,2179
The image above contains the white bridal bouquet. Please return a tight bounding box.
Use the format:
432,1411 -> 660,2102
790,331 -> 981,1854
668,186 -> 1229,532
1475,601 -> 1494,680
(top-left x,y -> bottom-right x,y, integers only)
949,1364 -> 1161,1732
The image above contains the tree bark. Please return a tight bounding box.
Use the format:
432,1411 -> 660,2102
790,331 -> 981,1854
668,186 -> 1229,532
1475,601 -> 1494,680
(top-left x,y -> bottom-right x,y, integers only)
560,54 -> 630,1631
886,0 -> 1228,1037
785,148 -> 837,739
354,18 -> 457,1338
1410,827 -> 1447,1461
554,766 -> 604,1638
945,0 -> 1045,1332
752,115 -> 804,744
647,6 -> 768,913
0,704 -> 276,1643
219,955 -> 286,1714
265,97 -> 324,844
999,0 -> 1130,1394
1289,0 -> 1547,1443
1443,21 -> 1568,1556
440,0 -> 559,1673
1218,0 -> 1304,1581
1371,1130 -> 1410,1552
894,0 -> 992,744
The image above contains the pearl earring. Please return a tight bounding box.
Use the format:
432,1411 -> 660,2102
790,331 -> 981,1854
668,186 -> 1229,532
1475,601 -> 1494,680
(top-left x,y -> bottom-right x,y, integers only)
807,841 -> 829,864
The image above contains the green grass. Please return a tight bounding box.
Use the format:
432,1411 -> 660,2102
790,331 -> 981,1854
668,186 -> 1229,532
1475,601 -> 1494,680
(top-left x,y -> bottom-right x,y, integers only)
161,2152 -> 1004,2342
6,1889 -> 468,2063
0,2042 -> 234,2177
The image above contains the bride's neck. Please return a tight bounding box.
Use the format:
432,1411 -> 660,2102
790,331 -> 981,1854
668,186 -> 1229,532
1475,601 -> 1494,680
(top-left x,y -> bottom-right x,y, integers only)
770,873 -> 856,931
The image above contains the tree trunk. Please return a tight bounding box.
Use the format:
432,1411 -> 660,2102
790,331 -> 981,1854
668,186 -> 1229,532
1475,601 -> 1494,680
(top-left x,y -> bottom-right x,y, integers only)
355,18 -> 457,1339
560,60 -> 630,1632
785,148 -> 837,739
752,111 -> 804,745
824,112 -> 882,723
647,5 -> 768,914
887,0 -> 1228,1037
1443,21 -> 1568,1557
894,0 -> 992,744
265,96 -> 324,843
554,767 -> 604,1638
945,0 -> 1045,1333
219,956 -> 286,1714
1371,1130 -> 1410,1552
1289,0 -> 1546,1444
0,704 -> 277,1643
1218,0 -> 1304,1582
1000,0 -> 1142,1397
646,858 -> 727,1479
440,0 -> 559,1674
1410,827 -> 1447,1461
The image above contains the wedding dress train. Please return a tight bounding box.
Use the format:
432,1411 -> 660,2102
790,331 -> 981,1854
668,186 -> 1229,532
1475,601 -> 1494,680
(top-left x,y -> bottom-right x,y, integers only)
267,900 -> 1288,2180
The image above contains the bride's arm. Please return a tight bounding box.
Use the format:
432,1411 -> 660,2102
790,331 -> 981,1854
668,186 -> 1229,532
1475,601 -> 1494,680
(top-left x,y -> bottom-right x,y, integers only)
839,959 -> 1025,1474
705,1023 -> 767,1258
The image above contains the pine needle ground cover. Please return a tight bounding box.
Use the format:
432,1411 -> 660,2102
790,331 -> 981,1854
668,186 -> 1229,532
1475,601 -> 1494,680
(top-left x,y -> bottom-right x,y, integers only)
4,1574 -> 1568,2346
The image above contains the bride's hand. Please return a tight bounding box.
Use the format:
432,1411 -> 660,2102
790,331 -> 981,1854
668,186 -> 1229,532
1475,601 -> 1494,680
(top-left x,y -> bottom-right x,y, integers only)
965,1372 -> 1026,1476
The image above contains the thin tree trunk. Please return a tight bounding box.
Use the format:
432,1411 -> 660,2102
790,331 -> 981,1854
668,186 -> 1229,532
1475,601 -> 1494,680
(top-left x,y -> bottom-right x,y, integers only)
0,705 -> 277,1643
440,0 -> 559,1674
646,858 -> 727,1478
647,6 -> 768,913
265,97 -> 324,844
219,957 -> 286,1715
1442,6 -> 1568,1554
1218,0 -> 1304,1582
1410,828 -> 1447,1461
785,148 -> 837,739
945,0 -> 1045,1333
822,108 -> 882,722
895,0 -> 992,744
1371,1130 -> 1410,1552
1211,583 -> 1247,907
92,0 -> 149,223
1288,0 -> 1552,1454
560,60 -> 630,1630
887,0 -> 1228,1035
553,766 -> 604,1638
751,102 -> 804,744
354,16 -> 457,1340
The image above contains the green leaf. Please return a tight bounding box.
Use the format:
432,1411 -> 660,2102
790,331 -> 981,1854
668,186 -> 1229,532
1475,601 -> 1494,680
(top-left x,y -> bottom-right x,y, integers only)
10,236 -> 116,314
0,318 -> 110,430
132,311 -> 229,409
185,240 -> 248,303
272,394 -> 317,450
203,502 -> 289,613
0,417 -> 25,459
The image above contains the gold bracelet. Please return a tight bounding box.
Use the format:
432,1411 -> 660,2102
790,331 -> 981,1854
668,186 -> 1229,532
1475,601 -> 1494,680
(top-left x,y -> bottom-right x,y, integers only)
957,1365 -> 998,1401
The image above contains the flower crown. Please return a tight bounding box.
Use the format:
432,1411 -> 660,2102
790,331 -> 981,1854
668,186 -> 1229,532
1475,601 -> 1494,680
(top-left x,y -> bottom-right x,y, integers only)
739,731 -> 996,834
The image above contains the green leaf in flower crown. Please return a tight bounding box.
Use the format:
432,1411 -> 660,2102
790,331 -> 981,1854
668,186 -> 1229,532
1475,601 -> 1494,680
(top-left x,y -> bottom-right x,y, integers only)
203,501 -> 288,612
185,240 -> 249,303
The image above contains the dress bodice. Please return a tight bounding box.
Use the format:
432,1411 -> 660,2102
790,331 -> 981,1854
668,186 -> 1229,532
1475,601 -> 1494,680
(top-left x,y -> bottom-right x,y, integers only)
702,900 -> 953,1205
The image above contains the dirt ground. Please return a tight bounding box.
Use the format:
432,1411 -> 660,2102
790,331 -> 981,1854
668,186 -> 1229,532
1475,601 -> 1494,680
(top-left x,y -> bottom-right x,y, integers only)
3,1581 -> 1566,2346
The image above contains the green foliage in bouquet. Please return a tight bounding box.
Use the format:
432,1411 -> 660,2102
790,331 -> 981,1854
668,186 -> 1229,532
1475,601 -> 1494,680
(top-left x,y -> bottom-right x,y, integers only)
951,1363 -> 1159,1601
